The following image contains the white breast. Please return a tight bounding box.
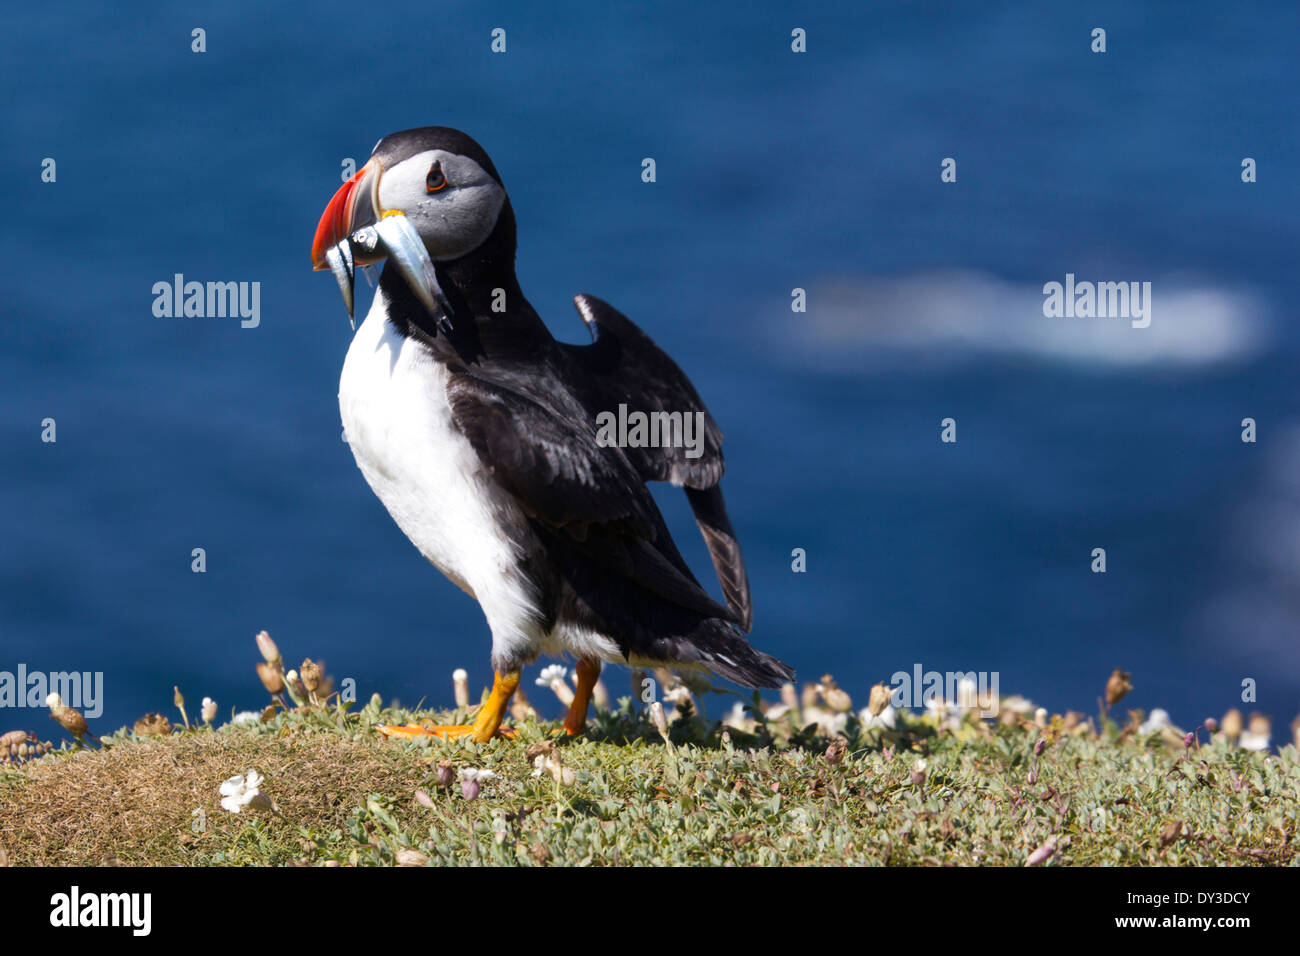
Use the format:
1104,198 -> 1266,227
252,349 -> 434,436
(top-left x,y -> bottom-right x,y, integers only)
338,294 -> 544,662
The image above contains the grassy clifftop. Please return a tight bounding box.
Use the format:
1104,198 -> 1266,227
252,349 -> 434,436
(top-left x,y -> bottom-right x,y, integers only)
2,692 -> 1296,866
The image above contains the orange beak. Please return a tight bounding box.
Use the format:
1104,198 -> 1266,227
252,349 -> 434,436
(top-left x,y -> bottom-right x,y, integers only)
311,159 -> 380,269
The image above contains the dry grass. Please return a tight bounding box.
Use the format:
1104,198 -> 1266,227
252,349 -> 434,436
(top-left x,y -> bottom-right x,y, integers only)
0,722 -> 431,866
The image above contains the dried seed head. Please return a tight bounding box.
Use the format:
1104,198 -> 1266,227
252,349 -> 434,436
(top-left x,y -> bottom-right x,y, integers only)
299,659 -> 322,693
133,713 -> 172,737
867,682 -> 892,717
1105,669 -> 1133,707
650,701 -> 669,742
255,630 -> 281,665
1221,709 -> 1243,740
510,684 -> 537,722
823,686 -> 852,714
256,662 -> 284,695
525,740 -> 555,763
50,705 -> 88,738
1158,819 -> 1186,849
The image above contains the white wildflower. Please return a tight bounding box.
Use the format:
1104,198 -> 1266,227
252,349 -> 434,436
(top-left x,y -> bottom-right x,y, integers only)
536,665 -> 567,686
955,677 -> 979,712
924,693 -> 963,730
814,711 -> 847,736
531,753 -> 575,786
1239,730 -> 1270,752
858,703 -> 897,730
219,770 -> 271,814
1000,695 -> 1035,714
1138,708 -> 1171,735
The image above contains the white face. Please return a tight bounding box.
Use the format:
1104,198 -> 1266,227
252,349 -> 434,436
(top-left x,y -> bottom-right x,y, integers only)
376,149 -> 506,261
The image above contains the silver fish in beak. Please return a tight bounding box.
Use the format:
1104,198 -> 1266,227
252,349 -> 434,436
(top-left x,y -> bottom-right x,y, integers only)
311,159 -> 454,333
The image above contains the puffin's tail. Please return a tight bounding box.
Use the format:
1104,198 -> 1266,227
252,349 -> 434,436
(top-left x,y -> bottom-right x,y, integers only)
684,620 -> 794,689
685,485 -> 753,632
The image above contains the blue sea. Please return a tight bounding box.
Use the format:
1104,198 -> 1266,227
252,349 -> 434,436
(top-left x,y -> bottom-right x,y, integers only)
3,1 -> 1298,735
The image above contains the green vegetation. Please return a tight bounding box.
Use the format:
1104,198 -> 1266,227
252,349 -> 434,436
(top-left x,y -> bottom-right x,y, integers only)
2,688 -> 1296,866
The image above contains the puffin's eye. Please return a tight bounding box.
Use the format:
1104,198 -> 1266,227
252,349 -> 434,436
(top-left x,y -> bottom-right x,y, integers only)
426,162 -> 447,193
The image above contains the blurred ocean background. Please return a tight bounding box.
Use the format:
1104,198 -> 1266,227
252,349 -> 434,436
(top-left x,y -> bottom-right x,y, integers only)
3,1 -> 1298,734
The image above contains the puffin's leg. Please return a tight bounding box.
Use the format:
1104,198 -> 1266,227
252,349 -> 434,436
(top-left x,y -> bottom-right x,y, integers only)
470,670 -> 520,742
376,670 -> 520,742
563,659 -> 601,736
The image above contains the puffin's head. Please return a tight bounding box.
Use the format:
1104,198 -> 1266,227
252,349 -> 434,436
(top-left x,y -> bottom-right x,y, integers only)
311,127 -> 510,325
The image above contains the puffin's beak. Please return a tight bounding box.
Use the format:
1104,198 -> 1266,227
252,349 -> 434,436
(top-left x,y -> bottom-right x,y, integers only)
311,158 -> 453,330
312,159 -> 380,271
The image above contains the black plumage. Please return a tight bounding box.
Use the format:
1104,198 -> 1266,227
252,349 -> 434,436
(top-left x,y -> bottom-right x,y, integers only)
364,127 -> 788,687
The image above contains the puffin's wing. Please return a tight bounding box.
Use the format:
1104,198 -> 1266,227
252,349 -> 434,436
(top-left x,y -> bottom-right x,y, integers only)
564,294 -> 724,487
561,293 -> 753,631
446,371 -> 738,623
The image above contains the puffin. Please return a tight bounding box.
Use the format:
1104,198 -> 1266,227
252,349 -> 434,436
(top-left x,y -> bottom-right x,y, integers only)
310,126 -> 792,741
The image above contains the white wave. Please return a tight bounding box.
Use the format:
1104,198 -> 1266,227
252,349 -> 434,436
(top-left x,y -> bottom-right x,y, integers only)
785,271 -> 1270,368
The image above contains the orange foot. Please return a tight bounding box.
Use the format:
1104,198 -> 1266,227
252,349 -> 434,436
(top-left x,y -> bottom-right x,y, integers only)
376,670 -> 522,743
376,723 -> 517,741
